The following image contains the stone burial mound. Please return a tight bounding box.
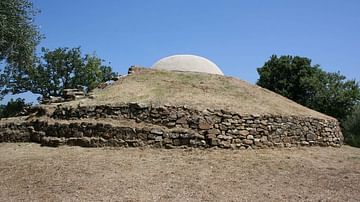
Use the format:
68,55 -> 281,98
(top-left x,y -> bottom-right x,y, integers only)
0,55 -> 343,149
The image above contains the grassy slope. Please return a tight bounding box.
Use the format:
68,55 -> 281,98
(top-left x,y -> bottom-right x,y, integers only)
88,69 -> 333,120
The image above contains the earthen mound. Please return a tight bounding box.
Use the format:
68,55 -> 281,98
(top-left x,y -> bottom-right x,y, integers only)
0,67 -> 343,149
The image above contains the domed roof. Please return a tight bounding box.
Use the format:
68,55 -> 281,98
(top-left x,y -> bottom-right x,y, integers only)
151,55 -> 224,75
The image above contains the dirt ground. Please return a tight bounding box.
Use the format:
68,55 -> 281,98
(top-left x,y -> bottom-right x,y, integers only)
0,143 -> 359,202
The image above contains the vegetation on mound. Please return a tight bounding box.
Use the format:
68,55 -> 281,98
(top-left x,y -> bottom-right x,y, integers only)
0,98 -> 30,118
91,69 -> 332,119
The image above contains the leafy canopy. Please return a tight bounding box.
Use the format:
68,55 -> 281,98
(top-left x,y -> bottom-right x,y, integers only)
257,55 -> 360,120
29,47 -> 117,98
0,0 -> 42,99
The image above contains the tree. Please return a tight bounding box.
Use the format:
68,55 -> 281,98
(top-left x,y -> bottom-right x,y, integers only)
0,0 -> 42,99
72,54 -> 116,92
257,55 -> 360,120
257,55 -> 319,104
303,71 -> 360,120
29,47 -> 117,98
342,104 -> 360,147
0,98 -> 30,118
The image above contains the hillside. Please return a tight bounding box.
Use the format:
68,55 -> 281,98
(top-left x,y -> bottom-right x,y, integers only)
85,68 -> 333,120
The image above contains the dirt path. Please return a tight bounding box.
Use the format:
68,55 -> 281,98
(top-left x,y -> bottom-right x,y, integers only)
0,143 -> 359,202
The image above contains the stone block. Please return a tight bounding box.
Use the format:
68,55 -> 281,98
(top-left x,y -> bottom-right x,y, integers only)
247,135 -> 254,140
306,133 -> 316,141
239,130 -> 249,137
208,128 -> 220,135
210,138 -> 219,146
150,129 -> 163,135
155,136 -> 163,142
218,135 -> 233,140
243,139 -> 253,145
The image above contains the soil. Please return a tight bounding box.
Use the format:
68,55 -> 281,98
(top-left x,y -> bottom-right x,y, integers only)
0,143 -> 359,201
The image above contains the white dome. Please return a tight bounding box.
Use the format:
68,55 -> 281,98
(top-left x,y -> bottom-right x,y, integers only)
151,55 -> 224,75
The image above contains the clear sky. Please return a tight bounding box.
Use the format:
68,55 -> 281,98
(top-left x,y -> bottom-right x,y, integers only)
3,0 -> 360,103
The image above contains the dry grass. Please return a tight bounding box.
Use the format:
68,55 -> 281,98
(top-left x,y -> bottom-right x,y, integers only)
1,143 -> 359,201
82,69 -> 333,120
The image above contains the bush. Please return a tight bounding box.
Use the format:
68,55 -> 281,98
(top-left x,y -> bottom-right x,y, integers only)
0,98 -> 31,118
342,104 -> 360,147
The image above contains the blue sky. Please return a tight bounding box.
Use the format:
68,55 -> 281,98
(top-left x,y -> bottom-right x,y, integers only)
3,0 -> 360,103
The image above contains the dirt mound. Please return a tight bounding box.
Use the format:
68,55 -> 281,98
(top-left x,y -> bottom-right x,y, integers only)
85,68 -> 333,120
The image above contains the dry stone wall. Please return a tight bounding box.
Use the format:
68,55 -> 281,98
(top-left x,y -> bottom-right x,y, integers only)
0,103 -> 343,149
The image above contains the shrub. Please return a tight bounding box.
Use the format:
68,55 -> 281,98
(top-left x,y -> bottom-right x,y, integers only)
342,104 -> 360,147
0,98 -> 31,118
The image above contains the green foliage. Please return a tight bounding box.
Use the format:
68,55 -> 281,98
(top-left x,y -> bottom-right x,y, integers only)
342,104 -> 360,147
0,0 -> 42,99
257,55 -> 360,120
72,54 -> 116,92
0,98 -> 30,118
29,47 -> 117,98
303,71 -> 360,120
257,55 -> 318,104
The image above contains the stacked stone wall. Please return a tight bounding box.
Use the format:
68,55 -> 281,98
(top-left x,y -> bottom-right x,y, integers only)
0,103 -> 343,149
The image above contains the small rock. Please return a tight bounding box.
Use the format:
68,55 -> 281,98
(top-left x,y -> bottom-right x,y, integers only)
163,138 -> 172,144
301,141 -> 310,146
176,117 -> 187,124
170,133 -> 179,139
252,114 -> 260,118
173,139 -> 181,146
193,133 -> 205,140
247,135 -> 254,140
260,136 -> 268,142
243,139 -> 253,145
155,136 -> 163,142
180,133 -> 191,139
239,130 -> 249,136
254,138 -> 261,145
41,137 -> 65,147
218,135 -> 233,140
165,144 -> 176,149
150,129 -> 163,135
199,121 -> 212,130
285,143 -> 292,148
324,127 -> 332,132
210,139 -> 219,146
208,128 -> 221,135
306,133 -> 316,141
220,140 -> 231,148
